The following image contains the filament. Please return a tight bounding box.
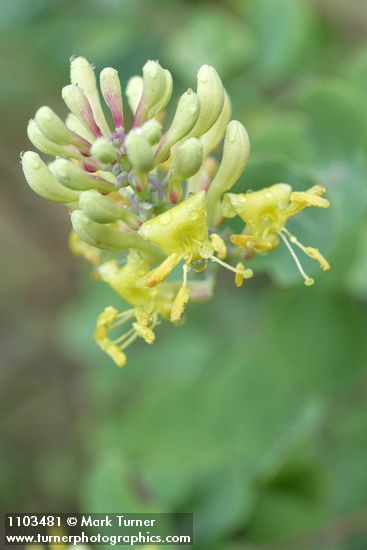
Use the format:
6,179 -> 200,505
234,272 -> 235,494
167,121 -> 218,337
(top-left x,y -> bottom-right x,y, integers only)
278,230 -> 314,286
209,253 -> 253,279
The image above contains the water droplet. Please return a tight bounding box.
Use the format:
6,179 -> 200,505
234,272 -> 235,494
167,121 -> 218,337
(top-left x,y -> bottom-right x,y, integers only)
265,192 -> 272,199
159,212 -> 172,225
238,196 -> 247,203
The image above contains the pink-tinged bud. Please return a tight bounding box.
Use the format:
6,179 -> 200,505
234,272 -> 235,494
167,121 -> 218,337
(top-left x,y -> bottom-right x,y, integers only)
100,67 -> 124,130
70,56 -> 111,137
62,84 -> 102,138
65,113 -> 95,143
169,190 -> 179,204
125,76 -> 143,116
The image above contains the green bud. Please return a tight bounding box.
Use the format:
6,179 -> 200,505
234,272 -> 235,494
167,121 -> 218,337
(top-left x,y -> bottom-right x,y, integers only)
49,159 -> 117,194
125,130 -> 154,172
62,84 -> 102,137
126,76 -> 143,116
140,119 -> 162,145
171,138 -> 203,180
134,61 -> 169,124
91,138 -> 118,164
149,68 -> 173,117
71,210 -> 164,259
22,151 -> 80,203
70,56 -> 110,136
166,138 -> 203,204
206,120 -> 251,225
155,90 -> 200,164
100,67 -> 124,129
79,190 -> 140,228
189,65 -> 225,138
200,91 -> 231,157
27,119 -> 82,160
35,106 -> 89,150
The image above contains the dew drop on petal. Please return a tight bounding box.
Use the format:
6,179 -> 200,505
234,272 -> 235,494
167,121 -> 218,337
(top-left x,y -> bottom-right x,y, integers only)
159,212 -> 172,225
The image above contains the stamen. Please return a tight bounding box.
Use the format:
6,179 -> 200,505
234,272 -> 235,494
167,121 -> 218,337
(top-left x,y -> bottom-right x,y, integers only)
170,263 -> 190,323
110,309 -> 136,330
120,331 -> 139,350
137,252 -> 181,288
113,327 -> 135,345
208,253 -> 253,280
235,262 -> 245,287
278,230 -> 314,286
132,322 -> 155,344
210,233 -> 227,260
282,228 -> 330,271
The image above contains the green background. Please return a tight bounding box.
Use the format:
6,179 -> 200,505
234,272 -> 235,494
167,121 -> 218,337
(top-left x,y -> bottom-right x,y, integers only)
1,0 -> 367,548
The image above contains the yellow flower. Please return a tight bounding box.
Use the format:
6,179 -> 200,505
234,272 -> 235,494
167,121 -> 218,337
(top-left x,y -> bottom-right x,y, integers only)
224,183 -> 330,286
138,191 -> 252,321
94,251 -> 178,366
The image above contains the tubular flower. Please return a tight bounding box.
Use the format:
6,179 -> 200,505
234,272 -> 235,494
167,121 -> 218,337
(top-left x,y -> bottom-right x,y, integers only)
95,250 -> 215,363
138,190 -> 252,322
21,56 -> 331,367
223,183 -> 330,286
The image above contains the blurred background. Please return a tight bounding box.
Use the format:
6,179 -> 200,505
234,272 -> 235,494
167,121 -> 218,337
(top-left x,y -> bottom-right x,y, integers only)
1,0 -> 367,548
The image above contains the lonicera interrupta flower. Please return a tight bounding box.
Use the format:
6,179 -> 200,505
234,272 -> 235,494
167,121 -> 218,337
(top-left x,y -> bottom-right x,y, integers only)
223,183 -> 330,286
21,56 -> 330,366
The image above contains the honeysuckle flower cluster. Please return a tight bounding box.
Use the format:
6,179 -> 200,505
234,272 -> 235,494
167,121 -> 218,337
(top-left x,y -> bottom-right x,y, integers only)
22,57 -> 330,367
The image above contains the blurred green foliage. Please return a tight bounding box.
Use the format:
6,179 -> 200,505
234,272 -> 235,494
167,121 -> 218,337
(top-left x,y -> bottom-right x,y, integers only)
1,0 -> 367,548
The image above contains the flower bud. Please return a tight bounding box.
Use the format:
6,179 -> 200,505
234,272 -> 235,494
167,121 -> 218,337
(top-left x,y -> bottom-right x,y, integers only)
200,91 -> 231,157
79,190 -> 140,228
125,130 -> 154,172
65,113 -> 95,142
167,138 -> 203,203
62,84 -> 102,137
140,119 -> 162,145
35,106 -> 89,151
91,137 -> 118,164
170,138 -> 203,180
70,56 -> 110,136
155,90 -> 200,164
149,68 -> 173,116
27,119 -> 82,160
134,61 -> 171,124
126,76 -> 143,116
71,210 -> 163,259
189,65 -> 225,138
71,210 -> 124,250
21,151 -> 80,203
100,67 -> 124,129
206,120 -> 250,224
49,159 -> 116,193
